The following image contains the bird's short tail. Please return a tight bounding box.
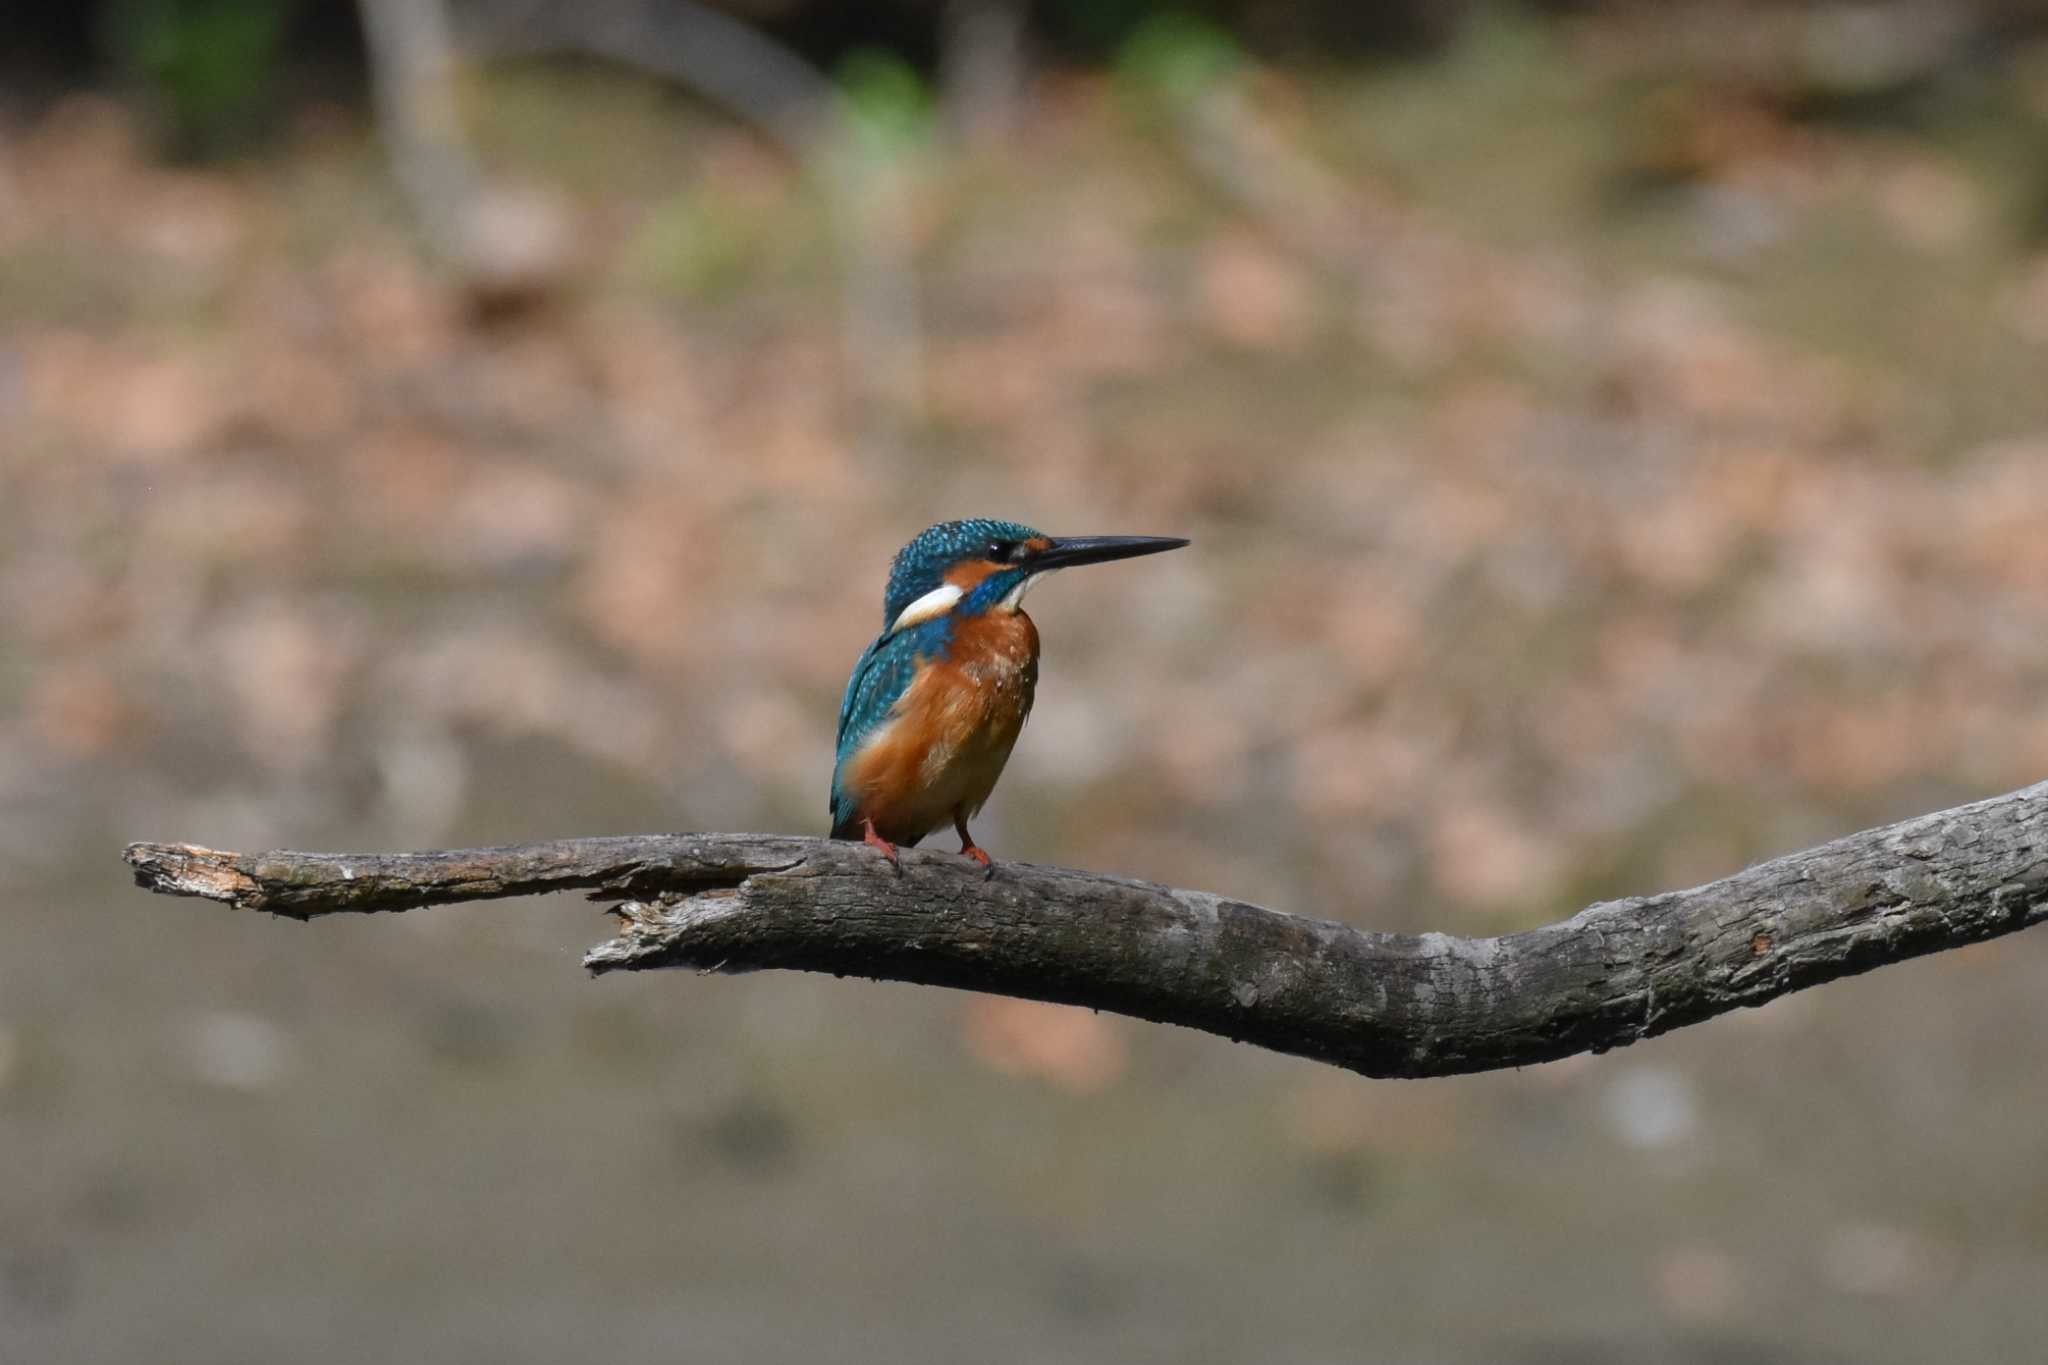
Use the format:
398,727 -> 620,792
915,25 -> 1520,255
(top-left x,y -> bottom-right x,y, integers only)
828,789 -> 863,842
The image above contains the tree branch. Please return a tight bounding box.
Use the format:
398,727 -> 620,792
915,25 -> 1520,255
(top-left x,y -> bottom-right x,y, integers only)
125,782 -> 2048,1078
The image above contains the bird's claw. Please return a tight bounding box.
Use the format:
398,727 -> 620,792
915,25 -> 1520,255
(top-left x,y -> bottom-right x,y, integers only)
962,845 -> 995,880
861,820 -> 902,875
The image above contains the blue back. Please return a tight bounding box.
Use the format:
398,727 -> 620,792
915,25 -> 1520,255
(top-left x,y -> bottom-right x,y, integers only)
831,519 -> 1042,833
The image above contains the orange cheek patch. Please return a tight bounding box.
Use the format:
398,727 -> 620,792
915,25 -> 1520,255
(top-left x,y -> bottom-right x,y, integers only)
943,560 -> 1002,591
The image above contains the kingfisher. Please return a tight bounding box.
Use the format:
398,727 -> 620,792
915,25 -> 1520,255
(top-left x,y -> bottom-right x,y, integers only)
831,518 -> 1189,875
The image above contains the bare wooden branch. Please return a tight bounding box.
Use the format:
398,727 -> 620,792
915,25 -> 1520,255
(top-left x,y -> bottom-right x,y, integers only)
126,782 -> 2048,1078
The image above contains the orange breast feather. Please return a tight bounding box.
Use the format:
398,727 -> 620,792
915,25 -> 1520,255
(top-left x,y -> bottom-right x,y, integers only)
842,610 -> 1039,844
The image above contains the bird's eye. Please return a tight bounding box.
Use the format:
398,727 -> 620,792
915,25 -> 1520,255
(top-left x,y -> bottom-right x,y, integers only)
987,540 -> 1014,561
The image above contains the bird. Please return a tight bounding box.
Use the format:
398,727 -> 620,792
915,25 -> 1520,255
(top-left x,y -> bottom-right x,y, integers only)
830,518 -> 1189,875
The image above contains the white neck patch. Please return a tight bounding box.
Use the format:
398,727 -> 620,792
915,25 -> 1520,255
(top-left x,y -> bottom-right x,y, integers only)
999,571 -> 1047,611
889,582 -> 963,633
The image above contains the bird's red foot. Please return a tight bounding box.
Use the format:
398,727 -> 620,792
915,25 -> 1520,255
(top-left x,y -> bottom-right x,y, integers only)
954,815 -> 996,880
861,817 -> 901,874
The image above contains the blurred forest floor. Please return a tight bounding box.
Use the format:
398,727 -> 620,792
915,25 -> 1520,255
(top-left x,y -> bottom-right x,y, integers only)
7,8 -> 2048,1362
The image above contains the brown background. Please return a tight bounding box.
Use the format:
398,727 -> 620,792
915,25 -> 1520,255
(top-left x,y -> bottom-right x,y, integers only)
7,8 -> 2048,1360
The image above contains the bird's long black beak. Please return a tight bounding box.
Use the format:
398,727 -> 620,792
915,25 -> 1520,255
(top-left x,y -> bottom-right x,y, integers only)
1029,534 -> 1190,571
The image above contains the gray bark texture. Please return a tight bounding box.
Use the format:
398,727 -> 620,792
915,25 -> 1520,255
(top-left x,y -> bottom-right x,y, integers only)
126,780 -> 2048,1078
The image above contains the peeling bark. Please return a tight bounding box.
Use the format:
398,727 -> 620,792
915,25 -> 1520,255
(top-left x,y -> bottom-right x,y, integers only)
126,781 -> 2048,1078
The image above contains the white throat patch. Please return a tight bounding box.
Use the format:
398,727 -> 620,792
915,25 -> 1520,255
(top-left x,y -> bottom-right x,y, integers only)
999,571 -> 1047,611
889,583 -> 963,634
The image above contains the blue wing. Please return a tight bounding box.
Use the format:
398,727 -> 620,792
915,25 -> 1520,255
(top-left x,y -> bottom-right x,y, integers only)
829,623 -> 940,834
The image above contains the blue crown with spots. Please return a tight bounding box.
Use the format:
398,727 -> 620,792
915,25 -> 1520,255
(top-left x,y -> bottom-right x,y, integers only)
882,518 -> 1042,625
